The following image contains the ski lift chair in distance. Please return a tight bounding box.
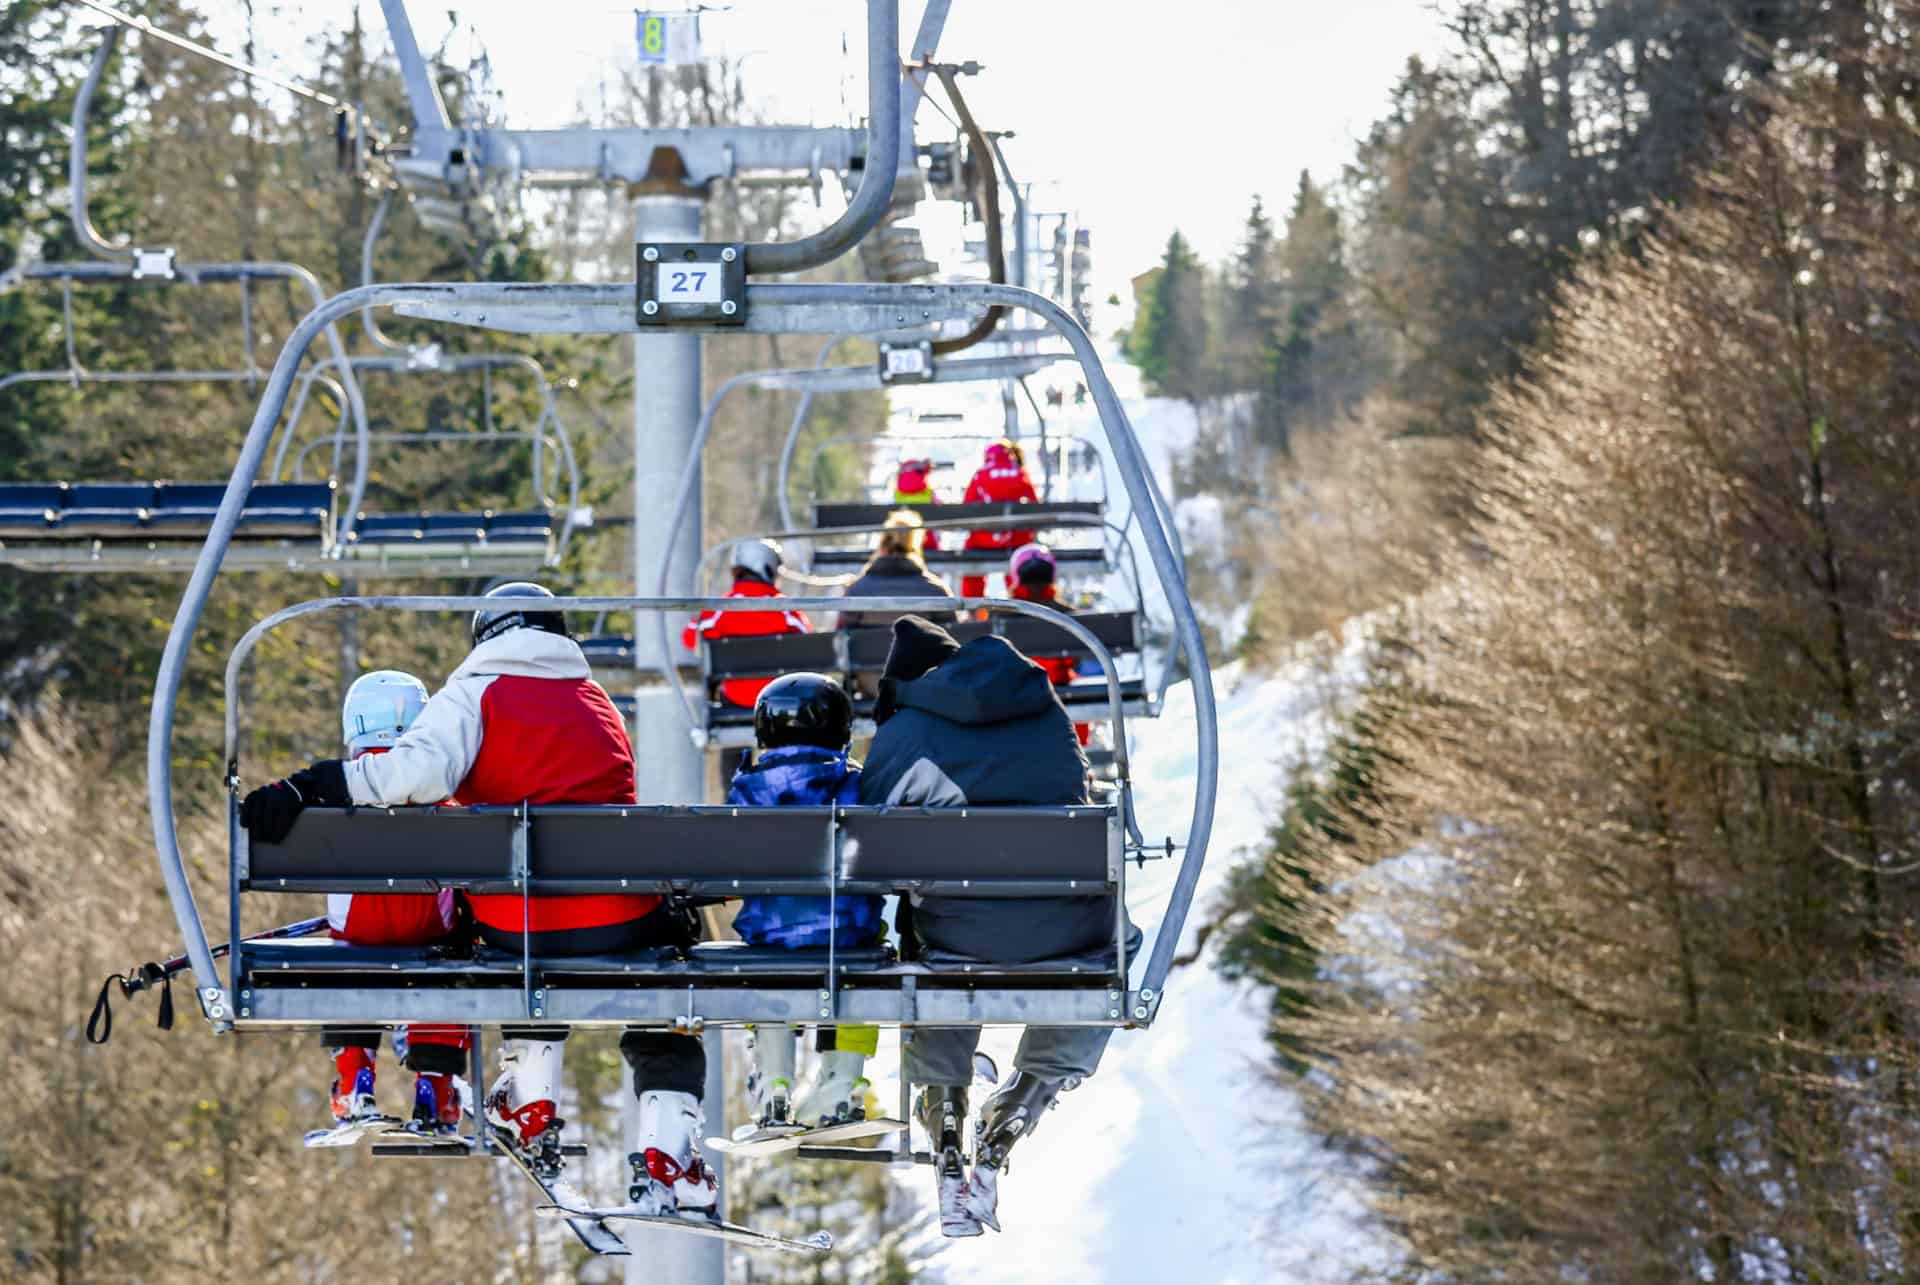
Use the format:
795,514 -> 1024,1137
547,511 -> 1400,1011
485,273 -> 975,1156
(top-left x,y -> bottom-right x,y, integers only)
0,24 -> 372,574
669,356 -> 1112,584
146,284 -> 1213,1080
267,351 -> 583,577
611,512 -> 1162,747
676,606 -> 1154,750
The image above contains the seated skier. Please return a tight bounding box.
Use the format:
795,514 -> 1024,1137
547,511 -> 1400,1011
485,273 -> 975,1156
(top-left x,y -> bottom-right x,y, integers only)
727,673 -> 886,1133
682,537 -> 810,711
857,615 -> 1137,1238
240,583 -> 718,1218
892,457 -> 945,550
958,439 -> 1038,599
838,512 -> 960,697
1006,542 -> 1093,747
316,669 -> 470,1140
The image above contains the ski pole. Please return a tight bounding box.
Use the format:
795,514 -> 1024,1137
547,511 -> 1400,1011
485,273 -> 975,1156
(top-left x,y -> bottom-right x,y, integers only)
88,916 -> 330,1044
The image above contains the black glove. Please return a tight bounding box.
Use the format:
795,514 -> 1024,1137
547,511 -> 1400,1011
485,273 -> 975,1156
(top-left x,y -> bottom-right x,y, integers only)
239,760 -> 349,844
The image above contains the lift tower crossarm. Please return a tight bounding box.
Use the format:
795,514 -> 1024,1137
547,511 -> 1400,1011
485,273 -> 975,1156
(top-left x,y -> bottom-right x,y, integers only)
377,1 -> 921,276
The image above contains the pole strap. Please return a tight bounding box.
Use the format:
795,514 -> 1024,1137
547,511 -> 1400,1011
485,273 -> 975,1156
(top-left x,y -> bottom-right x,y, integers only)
87,962 -> 173,1045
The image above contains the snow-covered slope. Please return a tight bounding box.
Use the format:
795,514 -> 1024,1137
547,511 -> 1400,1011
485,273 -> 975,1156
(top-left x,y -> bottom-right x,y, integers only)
878,368 -> 1393,1282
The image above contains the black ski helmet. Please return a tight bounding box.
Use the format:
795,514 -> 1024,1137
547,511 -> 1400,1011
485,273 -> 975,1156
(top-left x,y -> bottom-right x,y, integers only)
472,582 -> 568,646
753,672 -> 853,751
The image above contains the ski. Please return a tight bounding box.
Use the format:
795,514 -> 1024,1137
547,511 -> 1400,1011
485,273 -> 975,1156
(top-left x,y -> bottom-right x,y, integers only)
707,1116 -> 905,1160
302,1113 -> 403,1148
492,1129 -> 631,1258
535,1202 -> 832,1256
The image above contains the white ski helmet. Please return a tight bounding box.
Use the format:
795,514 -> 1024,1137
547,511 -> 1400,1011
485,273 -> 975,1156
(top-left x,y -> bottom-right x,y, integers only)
731,537 -> 784,583
342,670 -> 430,757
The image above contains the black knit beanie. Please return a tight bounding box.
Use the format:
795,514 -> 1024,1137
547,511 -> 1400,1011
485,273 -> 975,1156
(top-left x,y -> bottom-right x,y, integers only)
874,614 -> 962,725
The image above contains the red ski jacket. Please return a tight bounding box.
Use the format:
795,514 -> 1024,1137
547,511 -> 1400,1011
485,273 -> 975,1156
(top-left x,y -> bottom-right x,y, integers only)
683,577 -> 810,708
330,746 -> 459,946
962,461 -> 1039,551
345,629 -> 655,937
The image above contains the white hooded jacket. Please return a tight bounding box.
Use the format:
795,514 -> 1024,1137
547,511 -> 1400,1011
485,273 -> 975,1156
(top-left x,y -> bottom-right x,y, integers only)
344,627 -> 596,808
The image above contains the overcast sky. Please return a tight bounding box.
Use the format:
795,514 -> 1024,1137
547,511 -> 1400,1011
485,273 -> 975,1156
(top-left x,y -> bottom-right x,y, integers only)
212,2 -> 1451,302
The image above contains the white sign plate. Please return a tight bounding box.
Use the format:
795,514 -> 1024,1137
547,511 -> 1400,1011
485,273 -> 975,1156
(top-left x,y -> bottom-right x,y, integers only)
652,263 -> 725,305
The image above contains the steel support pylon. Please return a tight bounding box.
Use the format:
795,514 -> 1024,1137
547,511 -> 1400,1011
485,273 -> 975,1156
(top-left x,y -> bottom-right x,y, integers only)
625,183 -> 725,1284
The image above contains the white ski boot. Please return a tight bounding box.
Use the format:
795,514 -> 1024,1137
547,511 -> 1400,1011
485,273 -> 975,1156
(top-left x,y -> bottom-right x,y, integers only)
791,1050 -> 872,1128
485,1039 -> 566,1176
742,1024 -> 797,1132
916,1085 -> 982,1238
628,1090 -> 719,1222
964,1070 -> 1064,1233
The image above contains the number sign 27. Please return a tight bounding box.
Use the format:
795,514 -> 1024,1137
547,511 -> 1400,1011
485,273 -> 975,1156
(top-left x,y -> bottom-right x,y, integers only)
661,267 -> 723,304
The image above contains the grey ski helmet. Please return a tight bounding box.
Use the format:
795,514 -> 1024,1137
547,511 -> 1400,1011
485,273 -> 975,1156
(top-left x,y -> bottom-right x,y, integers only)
472,582 -> 568,646
731,537 -> 784,584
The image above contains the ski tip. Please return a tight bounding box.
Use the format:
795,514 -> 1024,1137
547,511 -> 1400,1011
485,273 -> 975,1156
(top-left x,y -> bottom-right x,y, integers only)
806,1231 -> 834,1252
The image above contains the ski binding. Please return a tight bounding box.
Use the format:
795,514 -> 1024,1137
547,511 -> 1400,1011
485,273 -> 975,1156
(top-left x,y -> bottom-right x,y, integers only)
708,1116 -> 905,1160
490,1125 -> 630,1257
536,1202 -> 832,1256
303,1113 -> 403,1148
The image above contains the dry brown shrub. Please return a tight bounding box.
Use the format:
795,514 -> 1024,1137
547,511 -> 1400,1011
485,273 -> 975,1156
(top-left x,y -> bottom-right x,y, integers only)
0,708 -> 537,1283
1233,400 -> 1468,661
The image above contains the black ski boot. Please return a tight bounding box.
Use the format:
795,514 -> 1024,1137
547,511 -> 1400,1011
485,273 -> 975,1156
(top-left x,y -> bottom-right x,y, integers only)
915,1085 -> 981,1238
964,1071 -> 1065,1231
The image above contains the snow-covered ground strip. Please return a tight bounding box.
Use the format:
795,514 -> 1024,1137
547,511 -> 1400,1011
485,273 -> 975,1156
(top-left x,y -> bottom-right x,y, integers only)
869,372 -> 1394,1281
902,639 -> 1393,1284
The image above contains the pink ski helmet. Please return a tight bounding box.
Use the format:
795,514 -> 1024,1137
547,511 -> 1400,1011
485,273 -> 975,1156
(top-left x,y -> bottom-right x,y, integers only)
1009,542 -> 1056,587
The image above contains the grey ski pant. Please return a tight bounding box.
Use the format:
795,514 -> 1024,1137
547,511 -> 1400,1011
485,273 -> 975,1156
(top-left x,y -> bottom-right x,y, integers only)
905,1024 -> 1115,1087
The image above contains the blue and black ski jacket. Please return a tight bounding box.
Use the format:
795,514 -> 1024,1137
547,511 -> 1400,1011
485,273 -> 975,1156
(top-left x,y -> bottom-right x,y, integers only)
726,745 -> 885,949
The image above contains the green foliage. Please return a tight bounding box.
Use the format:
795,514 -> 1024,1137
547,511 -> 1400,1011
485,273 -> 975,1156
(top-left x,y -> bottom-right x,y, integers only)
1125,230 -> 1209,406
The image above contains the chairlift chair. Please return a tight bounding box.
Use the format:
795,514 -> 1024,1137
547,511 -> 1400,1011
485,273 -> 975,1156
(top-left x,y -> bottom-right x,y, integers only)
148,271 -> 1213,1047
0,25 -> 370,575
268,351 -> 584,577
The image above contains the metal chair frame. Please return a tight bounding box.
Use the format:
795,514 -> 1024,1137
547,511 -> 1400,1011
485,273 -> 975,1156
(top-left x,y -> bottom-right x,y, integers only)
148,280 -> 1216,1040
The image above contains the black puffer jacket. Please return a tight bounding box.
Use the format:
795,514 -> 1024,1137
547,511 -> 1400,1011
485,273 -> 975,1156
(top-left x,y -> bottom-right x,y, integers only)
858,632 -> 1114,963
836,554 -> 959,630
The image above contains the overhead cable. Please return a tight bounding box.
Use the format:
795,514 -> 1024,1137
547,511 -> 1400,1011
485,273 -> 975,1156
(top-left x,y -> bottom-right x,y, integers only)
74,0 -> 349,111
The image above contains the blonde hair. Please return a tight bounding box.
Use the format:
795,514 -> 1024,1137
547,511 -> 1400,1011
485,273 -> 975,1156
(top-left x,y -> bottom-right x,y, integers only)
869,509 -> 927,567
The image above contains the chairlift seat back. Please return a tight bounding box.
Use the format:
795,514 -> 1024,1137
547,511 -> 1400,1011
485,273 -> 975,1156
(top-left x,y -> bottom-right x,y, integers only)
0,483 -> 68,537
59,483 -> 156,535
703,632 -> 841,682
243,804 -> 1116,900
422,513 -> 487,544
227,482 -> 335,538
348,513 -> 429,543
811,546 -> 1108,572
483,510 -> 553,544
812,499 -> 1102,529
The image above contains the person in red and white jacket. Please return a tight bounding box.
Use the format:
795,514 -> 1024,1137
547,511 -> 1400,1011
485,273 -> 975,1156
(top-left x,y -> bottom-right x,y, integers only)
241,584 -> 717,1213
959,440 -> 1039,598
683,537 -> 810,709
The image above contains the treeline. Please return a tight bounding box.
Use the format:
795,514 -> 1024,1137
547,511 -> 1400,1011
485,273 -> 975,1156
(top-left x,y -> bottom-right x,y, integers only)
0,2 -> 897,1279
1208,0 -> 1920,1277
1131,0 -> 1839,646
